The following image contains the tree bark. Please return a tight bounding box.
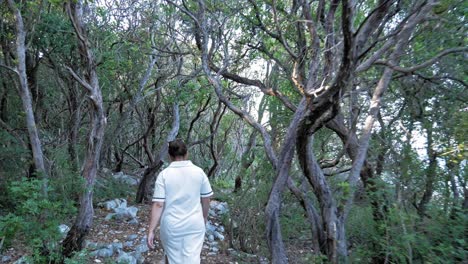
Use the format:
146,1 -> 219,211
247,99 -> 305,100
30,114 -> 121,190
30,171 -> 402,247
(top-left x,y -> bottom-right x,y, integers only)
62,0 -> 107,258
417,121 -> 438,217
7,0 -> 47,179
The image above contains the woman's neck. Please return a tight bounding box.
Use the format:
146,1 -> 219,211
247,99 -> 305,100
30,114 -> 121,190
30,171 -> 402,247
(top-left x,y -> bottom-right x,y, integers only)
171,156 -> 187,162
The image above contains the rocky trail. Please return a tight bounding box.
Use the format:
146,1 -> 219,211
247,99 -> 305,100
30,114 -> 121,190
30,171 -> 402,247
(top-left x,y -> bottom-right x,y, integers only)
1,171 -> 269,264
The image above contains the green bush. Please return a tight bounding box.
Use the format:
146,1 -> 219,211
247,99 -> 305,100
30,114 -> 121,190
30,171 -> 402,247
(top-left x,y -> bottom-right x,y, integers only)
0,177 -> 77,262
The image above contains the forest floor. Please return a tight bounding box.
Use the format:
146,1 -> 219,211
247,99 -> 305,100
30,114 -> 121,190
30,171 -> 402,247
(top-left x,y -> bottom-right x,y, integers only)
87,201 -> 241,264
2,199 -> 314,263
85,200 -> 313,263
1,169 -> 316,263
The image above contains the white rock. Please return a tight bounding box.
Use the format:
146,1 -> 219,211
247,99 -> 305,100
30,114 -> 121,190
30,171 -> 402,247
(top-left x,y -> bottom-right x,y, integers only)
123,241 -> 134,248
84,241 -> 100,249
208,209 -> 216,217
205,222 -> 216,235
128,218 -> 139,225
210,247 -> 219,253
135,244 -> 149,254
126,234 -> 138,241
58,224 -> 70,236
90,248 -> 113,258
105,213 -> 116,221
113,172 -> 139,186
216,202 -> 229,214
99,198 -> 127,210
117,252 -> 137,264
208,234 -> 215,242
214,231 -> 225,241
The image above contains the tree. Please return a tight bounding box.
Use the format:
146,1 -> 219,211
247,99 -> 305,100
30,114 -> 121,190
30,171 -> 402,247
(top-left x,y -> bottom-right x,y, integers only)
166,0 -> 465,262
61,0 -> 107,257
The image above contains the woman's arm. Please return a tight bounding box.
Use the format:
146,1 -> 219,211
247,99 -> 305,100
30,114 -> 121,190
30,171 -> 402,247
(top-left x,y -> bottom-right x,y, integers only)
147,201 -> 164,249
201,197 -> 211,224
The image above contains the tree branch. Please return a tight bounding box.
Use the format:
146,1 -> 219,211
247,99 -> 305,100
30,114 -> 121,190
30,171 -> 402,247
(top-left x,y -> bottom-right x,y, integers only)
65,66 -> 93,93
374,47 -> 468,73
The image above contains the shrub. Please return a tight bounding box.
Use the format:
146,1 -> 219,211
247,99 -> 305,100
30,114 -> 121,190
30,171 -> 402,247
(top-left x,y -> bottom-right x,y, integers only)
0,177 -> 77,262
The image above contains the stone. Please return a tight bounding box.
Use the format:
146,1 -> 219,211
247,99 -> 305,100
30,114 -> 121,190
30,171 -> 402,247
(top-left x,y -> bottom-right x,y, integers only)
111,242 -> 123,251
2,256 -> 12,263
208,241 -> 219,247
126,234 -> 138,241
105,213 -> 116,221
111,206 -> 138,221
139,235 -> 147,245
90,248 -> 114,258
84,241 -> 100,250
117,252 -> 137,264
214,231 -> 225,241
215,202 -> 229,214
208,234 -> 215,242
123,241 -> 134,248
205,222 -> 216,234
128,218 -> 139,225
126,207 -> 138,218
210,247 -> 219,253
135,243 -> 149,254
113,172 -> 139,186
99,198 -> 127,210
208,209 -> 216,217
217,226 -> 225,232
58,224 -> 70,236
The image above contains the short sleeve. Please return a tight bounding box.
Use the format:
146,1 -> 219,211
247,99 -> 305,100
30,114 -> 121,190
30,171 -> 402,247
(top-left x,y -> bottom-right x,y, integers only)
200,172 -> 213,198
152,172 -> 166,202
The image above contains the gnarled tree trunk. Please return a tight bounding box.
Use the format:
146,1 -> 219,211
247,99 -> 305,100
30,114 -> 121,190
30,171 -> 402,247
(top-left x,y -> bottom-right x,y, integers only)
62,0 -> 107,258
7,0 -> 47,180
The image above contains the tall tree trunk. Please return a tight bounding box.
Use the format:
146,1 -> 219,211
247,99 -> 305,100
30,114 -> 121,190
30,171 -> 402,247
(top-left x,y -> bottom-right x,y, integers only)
264,98 -> 308,264
62,0 -> 107,258
287,177 -> 324,253
297,126 -> 343,262
417,121 -> 437,217
327,113 -> 389,263
207,102 -> 227,178
7,0 -> 47,180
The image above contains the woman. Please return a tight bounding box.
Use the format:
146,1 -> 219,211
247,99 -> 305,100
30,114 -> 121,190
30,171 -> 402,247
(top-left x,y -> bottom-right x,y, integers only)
147,139 -> 213,264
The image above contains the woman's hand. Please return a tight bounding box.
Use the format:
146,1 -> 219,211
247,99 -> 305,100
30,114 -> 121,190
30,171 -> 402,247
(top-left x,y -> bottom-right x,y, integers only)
147,231 -> 155,249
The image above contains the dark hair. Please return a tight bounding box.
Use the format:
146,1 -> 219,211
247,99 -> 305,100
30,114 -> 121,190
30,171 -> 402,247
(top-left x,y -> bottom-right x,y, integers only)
168,139 -> 187,157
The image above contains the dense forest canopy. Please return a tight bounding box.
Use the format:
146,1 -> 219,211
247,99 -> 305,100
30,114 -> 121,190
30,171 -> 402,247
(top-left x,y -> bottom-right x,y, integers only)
0,0 -> 466,263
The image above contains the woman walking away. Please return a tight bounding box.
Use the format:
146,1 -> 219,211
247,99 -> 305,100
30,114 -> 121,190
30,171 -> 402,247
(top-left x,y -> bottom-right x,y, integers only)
147,139 -> 213,264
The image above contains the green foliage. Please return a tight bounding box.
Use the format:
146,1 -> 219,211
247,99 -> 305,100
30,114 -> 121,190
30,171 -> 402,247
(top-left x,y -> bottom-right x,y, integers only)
0,178 -> 77,261
228,173 -> 270,255
93,173 -> 136,202
63,249 -> 90,264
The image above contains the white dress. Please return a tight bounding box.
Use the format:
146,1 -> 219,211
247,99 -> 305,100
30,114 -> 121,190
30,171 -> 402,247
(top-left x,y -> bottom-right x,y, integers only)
152,160 -> 213,264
